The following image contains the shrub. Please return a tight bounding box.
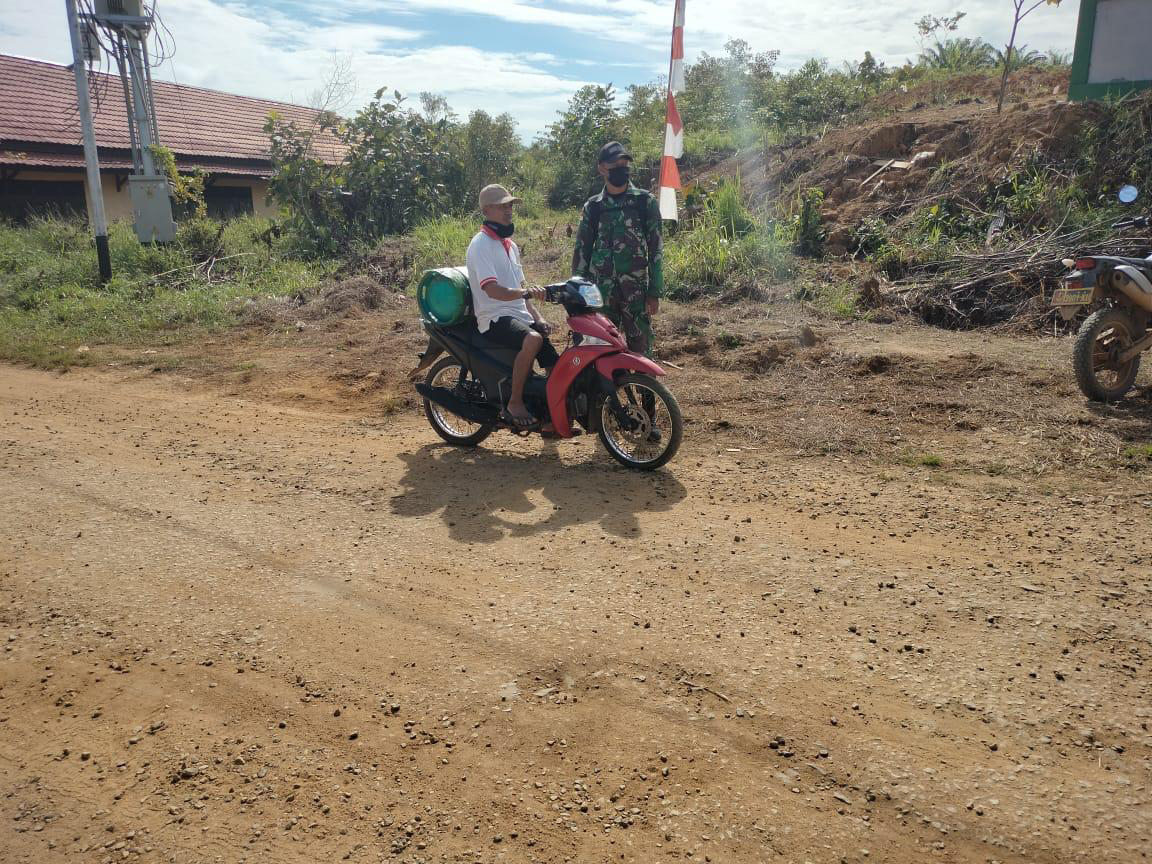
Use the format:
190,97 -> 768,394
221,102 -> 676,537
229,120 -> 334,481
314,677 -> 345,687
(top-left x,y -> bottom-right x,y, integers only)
665,182 -> 794,298
789,188 -> 825,257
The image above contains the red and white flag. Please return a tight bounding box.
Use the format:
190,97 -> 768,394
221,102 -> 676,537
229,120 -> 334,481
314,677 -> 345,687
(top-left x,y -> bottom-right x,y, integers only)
659,0 -> 686,221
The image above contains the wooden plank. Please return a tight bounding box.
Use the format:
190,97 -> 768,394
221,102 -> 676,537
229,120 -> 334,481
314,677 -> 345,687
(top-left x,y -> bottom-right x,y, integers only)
861,159 -> 896,186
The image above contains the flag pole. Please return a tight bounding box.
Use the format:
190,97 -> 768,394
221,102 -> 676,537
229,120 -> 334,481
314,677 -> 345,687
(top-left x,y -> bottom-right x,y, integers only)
658,0 -> 684,221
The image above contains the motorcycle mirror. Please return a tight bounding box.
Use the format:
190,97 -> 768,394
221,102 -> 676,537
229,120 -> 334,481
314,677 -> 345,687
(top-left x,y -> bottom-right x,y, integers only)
1118,185 -> 1139,204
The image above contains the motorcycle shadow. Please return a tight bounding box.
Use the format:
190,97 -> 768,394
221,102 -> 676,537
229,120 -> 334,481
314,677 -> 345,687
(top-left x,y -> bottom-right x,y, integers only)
1084,385 -> 1152,427
390,442 -> 688,544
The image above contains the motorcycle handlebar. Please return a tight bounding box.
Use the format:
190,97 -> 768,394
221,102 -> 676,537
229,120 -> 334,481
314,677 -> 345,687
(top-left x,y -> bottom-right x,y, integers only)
1112,215 -> 1151,230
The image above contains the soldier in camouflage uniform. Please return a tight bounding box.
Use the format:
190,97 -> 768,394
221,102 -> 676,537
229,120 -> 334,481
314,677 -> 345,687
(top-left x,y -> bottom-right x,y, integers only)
571,141 -> 663,356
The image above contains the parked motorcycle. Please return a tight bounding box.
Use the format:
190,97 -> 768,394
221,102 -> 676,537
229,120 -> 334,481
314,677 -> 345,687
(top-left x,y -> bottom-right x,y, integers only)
1052,185 -> 1152,401
415,277 -> 683,470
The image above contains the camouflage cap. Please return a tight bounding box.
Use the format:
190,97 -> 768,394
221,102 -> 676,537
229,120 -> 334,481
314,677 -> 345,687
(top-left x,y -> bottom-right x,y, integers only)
597,141 -> 633,164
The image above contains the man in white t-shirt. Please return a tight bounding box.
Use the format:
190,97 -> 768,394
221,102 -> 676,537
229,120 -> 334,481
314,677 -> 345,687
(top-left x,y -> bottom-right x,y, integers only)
466,184 -> 558,429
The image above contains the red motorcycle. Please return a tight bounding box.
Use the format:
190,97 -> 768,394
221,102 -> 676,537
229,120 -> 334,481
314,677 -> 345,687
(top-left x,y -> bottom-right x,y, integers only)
415,278 -> 682,470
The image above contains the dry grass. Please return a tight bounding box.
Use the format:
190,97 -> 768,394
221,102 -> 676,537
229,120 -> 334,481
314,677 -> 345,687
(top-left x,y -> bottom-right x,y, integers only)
656,294 -> 1152,474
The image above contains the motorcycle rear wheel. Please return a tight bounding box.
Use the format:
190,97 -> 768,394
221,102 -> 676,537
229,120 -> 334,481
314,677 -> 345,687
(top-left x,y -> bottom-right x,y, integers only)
423,357 -> 495,446
598,373 -> 683,470
1073,307 -> 1142,402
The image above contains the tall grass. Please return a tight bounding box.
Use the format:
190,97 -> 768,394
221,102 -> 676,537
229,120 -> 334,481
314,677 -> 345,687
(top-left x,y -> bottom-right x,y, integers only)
409,215 -> 475,284
407,205 -> 577,289
0,215 -> 333,366
664,179 -> 795,298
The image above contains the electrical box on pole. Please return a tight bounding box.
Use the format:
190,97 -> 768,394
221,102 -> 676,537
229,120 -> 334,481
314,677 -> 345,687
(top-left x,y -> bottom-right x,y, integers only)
93,0 -> 146,20
82,0 -> 177,243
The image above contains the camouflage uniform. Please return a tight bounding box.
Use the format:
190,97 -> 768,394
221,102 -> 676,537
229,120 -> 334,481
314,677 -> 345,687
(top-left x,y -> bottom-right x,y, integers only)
571,185 -> 664,355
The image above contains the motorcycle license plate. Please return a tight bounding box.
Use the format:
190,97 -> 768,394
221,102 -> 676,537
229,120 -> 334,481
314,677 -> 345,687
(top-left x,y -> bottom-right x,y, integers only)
1050,284 -> 1093,307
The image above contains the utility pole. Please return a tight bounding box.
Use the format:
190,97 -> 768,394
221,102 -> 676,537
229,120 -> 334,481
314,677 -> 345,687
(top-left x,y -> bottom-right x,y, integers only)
123,34 -> 160,176
86,0 -> 177,243
65,0 -> 112,282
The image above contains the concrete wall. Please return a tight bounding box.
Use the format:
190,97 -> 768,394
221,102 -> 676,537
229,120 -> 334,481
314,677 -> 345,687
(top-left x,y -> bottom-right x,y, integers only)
0,169 -> 277,222
98,172 -> 135,222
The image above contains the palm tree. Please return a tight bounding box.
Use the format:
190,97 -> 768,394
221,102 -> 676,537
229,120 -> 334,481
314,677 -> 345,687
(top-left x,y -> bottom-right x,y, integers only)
994,44 -> 1045,72
918,38 -> 996,71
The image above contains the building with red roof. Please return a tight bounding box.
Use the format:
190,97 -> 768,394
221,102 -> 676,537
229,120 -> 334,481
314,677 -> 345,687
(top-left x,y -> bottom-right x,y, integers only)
0,53 -> 344,221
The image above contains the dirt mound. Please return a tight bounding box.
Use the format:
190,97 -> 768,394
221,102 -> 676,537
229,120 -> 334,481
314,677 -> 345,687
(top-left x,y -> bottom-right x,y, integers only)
335,235 -> 416,288
719,69 -> 1072,209
660,324 -> 827,372
317,275 -> 389,313
872,67 -> 1068,112
699,74 -> 1152,330
313,275 -> 411,316
774,98 -> 1100,236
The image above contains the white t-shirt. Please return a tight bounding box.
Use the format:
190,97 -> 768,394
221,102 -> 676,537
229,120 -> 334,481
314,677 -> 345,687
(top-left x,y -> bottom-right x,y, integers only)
466,227 -> 533,333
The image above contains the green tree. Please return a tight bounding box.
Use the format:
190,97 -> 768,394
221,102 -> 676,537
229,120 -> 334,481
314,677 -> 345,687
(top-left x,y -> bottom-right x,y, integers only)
1041,48 -> 1071,67
418,92 -> 455,124
915,10 -> 967,48
993,43 -> 1044,72
918,37 -> 995,70
539,84 -> 629,208
265,88 -> 457,255
459,110 -> 521,202
845,51 -> 888,88
621,84 -> 665,164
760,59 -> 871,138
681,39 -> 779,133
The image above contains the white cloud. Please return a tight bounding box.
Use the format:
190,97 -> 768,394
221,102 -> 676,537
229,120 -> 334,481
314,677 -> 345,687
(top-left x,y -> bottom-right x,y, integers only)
0,0 -> 1085,140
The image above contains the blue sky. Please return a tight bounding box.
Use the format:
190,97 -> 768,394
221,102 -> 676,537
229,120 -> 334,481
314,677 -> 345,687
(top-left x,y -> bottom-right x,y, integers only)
0,0 -> 1083,140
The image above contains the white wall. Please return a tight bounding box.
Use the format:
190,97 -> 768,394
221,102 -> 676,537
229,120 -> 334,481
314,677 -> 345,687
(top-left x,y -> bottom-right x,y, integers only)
1089,0 -> 1152,83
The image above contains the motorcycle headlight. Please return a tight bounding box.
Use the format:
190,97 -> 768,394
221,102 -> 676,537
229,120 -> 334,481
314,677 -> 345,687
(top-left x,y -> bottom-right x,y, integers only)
577,282 -> 603,309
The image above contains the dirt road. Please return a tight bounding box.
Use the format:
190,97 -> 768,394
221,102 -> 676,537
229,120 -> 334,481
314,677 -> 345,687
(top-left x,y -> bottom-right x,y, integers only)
1,364 -> 1149,863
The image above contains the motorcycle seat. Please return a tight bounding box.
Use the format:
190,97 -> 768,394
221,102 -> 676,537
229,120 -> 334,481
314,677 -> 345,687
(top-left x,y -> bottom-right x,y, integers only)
433,319 -> 521,369
1115,257 -> 1152,269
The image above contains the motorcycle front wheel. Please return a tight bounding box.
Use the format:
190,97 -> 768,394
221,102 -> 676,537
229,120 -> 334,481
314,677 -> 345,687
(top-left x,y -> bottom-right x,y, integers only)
423,357 -> 495,446
1072,307 -> 1142,402
598,373 -> 683,470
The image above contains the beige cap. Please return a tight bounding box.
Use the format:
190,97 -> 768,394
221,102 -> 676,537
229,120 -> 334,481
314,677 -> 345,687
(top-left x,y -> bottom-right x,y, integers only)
478,183 -> 522,209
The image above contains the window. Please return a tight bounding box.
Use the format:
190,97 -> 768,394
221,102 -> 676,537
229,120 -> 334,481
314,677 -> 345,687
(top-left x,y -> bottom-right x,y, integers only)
0,178 -> 87,221
204,184 -> 254,220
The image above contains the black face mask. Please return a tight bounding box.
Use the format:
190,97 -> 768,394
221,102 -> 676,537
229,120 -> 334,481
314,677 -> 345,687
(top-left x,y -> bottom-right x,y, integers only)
483,219 -> 514,239
607,165 -> 632,187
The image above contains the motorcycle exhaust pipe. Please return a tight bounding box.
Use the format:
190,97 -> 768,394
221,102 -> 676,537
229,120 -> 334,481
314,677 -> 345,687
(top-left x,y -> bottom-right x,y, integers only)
1113,268 -> 1152,314
414,383 -> 498,424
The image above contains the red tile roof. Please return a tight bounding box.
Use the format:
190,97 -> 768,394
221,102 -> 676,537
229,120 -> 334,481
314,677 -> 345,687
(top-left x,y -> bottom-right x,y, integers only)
0,147 -> 275,177
0,53 -> 345,174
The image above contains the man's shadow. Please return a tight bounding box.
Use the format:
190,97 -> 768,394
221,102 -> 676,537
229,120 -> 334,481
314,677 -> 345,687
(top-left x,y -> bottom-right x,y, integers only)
390,442 -> 688,544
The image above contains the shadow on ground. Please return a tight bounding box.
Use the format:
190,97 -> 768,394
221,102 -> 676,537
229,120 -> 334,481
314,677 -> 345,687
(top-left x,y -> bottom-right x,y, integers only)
390,442 -> 688,543
1085,385 -> 1152,441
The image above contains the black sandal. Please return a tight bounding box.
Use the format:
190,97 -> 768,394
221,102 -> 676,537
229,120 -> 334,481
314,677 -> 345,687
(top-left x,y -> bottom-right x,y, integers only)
501,408 -> 538,430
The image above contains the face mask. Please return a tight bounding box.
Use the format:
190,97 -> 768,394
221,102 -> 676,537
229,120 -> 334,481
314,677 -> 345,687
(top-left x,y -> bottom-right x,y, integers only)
483,219 -> 515,239
607,165 -> 632,187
